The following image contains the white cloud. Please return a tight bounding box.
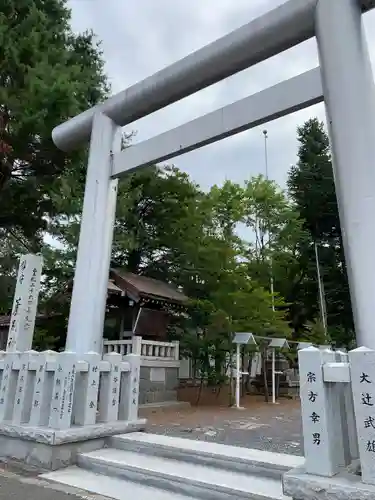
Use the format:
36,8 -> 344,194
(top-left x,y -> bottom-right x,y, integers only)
68,1 -> 375,191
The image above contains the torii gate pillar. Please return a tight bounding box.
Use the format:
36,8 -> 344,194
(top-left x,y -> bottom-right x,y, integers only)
65,113 -> 121,354
316,0 -> 375,348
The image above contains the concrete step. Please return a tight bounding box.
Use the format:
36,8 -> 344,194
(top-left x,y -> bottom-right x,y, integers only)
41,466 -> 197,500
77,447 -> 291,500
109,431 -> 304,479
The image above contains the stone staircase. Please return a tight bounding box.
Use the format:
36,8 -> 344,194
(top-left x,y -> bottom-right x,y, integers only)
41,432 -> 304,500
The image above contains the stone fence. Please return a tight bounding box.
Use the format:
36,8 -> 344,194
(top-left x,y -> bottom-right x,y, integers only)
298,346 -> 375,484
0,349 -> 140,431
103,337 -> 179,361
103,337 -> 179,406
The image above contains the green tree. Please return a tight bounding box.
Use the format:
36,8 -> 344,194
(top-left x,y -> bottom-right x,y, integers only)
42,164 -> 214,323
237,175 -> 307,335
242,175 -> 302,260
177,178 -> 292,402
288,118 -> 339,240
0,0 -> 108,247
0,0 -> 111,348
0,231 -> 28,313
200,178 -> 291,338
112,165 -> 209,280
288,118 -> 354,346
208,181 -> 244,242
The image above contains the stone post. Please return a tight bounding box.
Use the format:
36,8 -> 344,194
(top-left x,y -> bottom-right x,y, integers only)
119,353 -> 140,422
7,254 -> 42,352
172,340 -> 180,361
0,352 -> 20,422
132,336 -> 142,356
336,350 -> 359,462
74,352 -> 101,426
48,352 -> 77,430
298,347 -> 343,476
98,352 -> 122,422
29,350 -> 57,427
349,347 -> 375,485
13,350 -> 38,425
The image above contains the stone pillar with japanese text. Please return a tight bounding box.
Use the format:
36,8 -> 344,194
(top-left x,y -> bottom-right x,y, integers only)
299,347 -> 343,476
349,347 -> 375,485
7,254 -> 43,352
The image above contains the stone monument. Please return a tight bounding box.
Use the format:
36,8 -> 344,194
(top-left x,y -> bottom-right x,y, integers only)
6,253 -> 42,352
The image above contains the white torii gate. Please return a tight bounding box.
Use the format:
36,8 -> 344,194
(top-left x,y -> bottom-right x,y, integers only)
52,0 -> 375,355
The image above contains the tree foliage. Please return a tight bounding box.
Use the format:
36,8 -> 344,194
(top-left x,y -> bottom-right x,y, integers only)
0,0 -> 108,246
287,118 -> 354,346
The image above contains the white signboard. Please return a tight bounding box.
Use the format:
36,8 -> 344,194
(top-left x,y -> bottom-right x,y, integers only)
7,254 -> 42,352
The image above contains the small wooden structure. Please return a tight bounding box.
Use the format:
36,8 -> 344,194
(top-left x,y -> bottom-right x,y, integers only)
1,271 -> 188,347
106,269 -> 188,341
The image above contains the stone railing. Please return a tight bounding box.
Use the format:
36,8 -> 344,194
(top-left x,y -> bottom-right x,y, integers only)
0,349 -> 140,431
103,336 -> 179,361
298,346 -> 375,483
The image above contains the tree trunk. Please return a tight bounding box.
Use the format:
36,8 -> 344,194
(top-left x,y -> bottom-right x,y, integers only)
127,249 -> 142,273
0,162 -> 12,192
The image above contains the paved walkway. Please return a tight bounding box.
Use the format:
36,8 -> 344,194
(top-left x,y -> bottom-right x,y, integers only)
146,397 -> 303,456
0,463 -> 110,500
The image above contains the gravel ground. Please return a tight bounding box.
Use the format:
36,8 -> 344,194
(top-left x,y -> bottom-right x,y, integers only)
145,397 -> 303,456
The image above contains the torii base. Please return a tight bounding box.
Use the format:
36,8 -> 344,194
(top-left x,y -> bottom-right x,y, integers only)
0,419 -> 146,470
283,466 -> 375,500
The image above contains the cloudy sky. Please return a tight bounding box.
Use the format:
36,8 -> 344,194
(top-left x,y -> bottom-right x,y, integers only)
68,0 -> 375,191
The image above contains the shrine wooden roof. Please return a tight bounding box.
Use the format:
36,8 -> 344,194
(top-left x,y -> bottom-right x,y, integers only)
109,269 -> 188,306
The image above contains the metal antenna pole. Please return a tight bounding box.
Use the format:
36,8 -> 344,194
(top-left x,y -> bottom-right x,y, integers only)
263,129 -> 276,405
263,129 -> 269,179
263,130 -> 275,312
314,240 -> 328,336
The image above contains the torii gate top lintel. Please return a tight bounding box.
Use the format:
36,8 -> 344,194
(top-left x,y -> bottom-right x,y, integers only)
53,0 -> 319,152
52,0 -> 375,153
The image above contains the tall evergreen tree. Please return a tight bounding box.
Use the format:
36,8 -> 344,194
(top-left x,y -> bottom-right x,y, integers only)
0,0 -> 109,314
288,118 -> 354,346
0,0 -> 108,246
